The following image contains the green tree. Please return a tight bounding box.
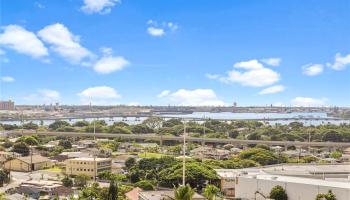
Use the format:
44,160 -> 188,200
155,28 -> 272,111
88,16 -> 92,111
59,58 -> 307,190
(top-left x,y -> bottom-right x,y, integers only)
74,174 -> 90,188
20,136 -> 39,146
135,180 -> 155,190
125,157 -> 136,170
203,184 -> 220,200
163,119 -> 183,128
330,151 -> 342,159
80,182 -> 100,199
142,117 -> 164,129
269,185 -> 288,200
107,179 -> 118,200
12,142 -> 30,156
159,162 -> 218,189
315,190 -> 336,200
131,124 -> 154,134
73,120 -> 89,127
174,184 -> 195,200
0,170 -> 9,187
62,176 -> 73,187
109,126 -> 132,134
22,122 -> 39,130
49,120 -> 71,130
58,140 -> 72,149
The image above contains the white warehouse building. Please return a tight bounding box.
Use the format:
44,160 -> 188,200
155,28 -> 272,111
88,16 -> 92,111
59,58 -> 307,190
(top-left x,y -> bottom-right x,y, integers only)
216,164 -> 350,200
235,174 -> 350,200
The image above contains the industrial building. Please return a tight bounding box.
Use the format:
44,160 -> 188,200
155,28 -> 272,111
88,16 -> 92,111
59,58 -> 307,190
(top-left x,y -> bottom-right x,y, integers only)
216,164 -> 350,200
65,157 -> 112,178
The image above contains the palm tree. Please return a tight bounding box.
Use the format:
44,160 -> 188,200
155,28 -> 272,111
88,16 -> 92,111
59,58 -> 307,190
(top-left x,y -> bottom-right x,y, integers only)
174,184 -> 195,200
204,184 -> 220,200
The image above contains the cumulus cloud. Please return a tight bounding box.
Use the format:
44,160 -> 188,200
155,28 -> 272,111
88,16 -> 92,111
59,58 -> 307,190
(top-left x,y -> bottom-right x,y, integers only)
291,97 -> 328,107
147,27 -> 165,37
157,90 -> 170,98
38,23 -> 93,64
93,56 -> 129,74
0,25 -> 48,58
93,47 -> 129,74
81,0 -> 120,14
330,53 -> 350,70
261,58 -> 281,66
210,59 -> 280,87
258,85 -> 285,95
302,64 -> 324,76
146,20 -> 178,37
158,89 -> 226,106
78,86 -> 121,104
1,76 -> 15,82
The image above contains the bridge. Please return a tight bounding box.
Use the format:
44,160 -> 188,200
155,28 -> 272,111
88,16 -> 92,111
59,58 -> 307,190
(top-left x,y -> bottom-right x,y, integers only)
5,130 -> 350,149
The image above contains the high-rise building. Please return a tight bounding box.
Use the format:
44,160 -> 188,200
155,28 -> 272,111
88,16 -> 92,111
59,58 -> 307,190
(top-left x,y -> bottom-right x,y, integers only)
0,100 -> 15,110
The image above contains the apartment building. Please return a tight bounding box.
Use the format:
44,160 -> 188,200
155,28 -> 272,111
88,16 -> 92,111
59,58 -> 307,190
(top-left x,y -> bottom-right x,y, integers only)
65,157 -> 112,178
0,100 -> 15,110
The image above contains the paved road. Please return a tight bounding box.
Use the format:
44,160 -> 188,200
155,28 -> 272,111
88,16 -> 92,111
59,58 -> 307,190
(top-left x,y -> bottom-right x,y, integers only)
6,130 -> 350,148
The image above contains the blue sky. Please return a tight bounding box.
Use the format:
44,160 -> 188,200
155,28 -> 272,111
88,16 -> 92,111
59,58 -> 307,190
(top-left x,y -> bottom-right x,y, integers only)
0,0 -> 349,106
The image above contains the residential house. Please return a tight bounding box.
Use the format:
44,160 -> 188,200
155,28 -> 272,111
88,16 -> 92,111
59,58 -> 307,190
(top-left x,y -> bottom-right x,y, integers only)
3,155 -> 53,172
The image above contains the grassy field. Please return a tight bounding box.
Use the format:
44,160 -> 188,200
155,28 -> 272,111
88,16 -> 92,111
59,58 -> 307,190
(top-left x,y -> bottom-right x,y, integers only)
44,166 -> 63,173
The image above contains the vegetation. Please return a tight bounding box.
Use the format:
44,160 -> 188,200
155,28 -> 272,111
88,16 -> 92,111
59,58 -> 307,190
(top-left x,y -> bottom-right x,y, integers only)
174,184 -> 195,200
62,176 -> 73,187
203,184 -> 221,200
74,174 -> 90,188
315,190 -> 336,200
0,170 -> 10,187
269,185 -> 288,200
2,118 -> 350,143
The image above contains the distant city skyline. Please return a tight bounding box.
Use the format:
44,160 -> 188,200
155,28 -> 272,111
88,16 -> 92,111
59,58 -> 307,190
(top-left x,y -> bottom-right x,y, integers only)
1,0 -> 349,106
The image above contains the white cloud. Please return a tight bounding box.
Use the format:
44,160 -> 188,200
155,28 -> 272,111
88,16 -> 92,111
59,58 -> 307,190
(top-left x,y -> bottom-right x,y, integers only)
291,97 -> 328,107
209,59 -> 281,87
38,23 -> 93,64
23,89 -> 60,104
234,59 -> 264,70
35,1 -> 45,9
39,89 -> 60,100
146,20 -> 178,37
157,90 -> 170,98
78,86 -> 121,104
147,27 -> 165,37
1,76 -> 15,82
0,25 -> 48,58
258,85 -> 285,95
205,73 -> 220,80
302,64 -> 324,76
159,89 -> 226,106
81,0 -> 120,14
261,58 -> 281,67
93,55 -> 129,74
330,53 -> 350,70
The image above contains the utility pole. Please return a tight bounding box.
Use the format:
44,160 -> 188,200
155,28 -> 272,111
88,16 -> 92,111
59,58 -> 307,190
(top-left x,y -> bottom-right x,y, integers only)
182,119 -> 186,186
30,145 -> 33,173
91,102 -> 97,182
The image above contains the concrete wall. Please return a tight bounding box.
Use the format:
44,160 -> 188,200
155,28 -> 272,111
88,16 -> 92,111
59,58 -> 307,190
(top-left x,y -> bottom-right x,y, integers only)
235,177 -> 350,200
